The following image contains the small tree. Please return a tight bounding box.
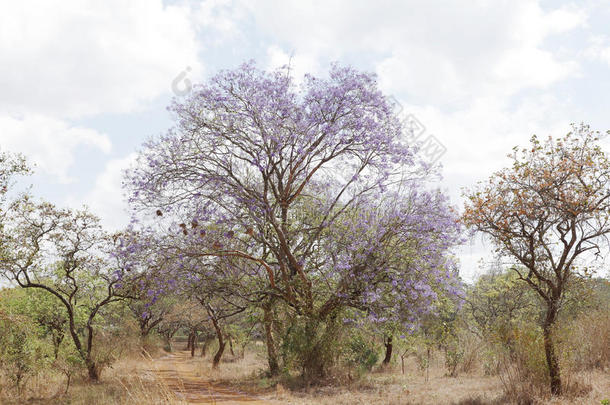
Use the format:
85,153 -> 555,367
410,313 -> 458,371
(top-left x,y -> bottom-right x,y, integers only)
0,287 -> 69,360
156,315 -> 182,353
0,308 -> 51,395
465,264 -> 538,347
463,124 -> 610,395
128,295 -> 174,338
0,197 -> 137,381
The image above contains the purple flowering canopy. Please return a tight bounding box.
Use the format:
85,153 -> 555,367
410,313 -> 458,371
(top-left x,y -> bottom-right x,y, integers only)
125,62 -> 462,328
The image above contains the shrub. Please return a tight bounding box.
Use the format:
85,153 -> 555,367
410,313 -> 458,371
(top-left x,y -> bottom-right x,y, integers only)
458,331 -> 480,374
279,315 -> 342,380
444,343 -> 464,377
0,311 -> 52,396
342,332 -> 379,375
497,323 -> 549,402
559,308 -> 610,371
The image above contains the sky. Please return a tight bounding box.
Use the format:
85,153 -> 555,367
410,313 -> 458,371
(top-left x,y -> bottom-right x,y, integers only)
2,0 -> 610,281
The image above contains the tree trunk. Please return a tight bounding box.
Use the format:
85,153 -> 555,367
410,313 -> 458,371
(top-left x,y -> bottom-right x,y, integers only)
228,335 -> 235,356
186,331 -> 193,351
425,347 -> 430,382
211,320 -> 226,368
303,347 -> 325,380
203,302 -> 228,369
190,331 -> 198,357
85,324 -> 100,382
201,337 -> 210,357
139,319 -> 149,337
164,334 -> 173,352
53,332 -> 63,360
383,335 -> 393,365
141,318 -> 162,338
302,320 -> 327,381
213,338 -> 226,368
263,304 -> 279,376
63,373 -> 71,395
86,359 -> 100,382
543,304 -> 561,395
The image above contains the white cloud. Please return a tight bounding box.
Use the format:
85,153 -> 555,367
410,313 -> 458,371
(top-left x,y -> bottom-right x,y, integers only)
375,2 -> 584,104
78,153 -> 137,231
395,93 -> 574,280
266,45 -> 322,83
0,0 -> 230,184
192,0 -> 245,45
584,35 -> 610,65
0,114 -> 111,183
0,0 -> 203,118
395,94 -> 572,222
241,0 -> 585,106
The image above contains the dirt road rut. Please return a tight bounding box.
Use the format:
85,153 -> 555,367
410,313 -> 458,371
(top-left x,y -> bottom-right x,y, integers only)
150,351 -> 273,404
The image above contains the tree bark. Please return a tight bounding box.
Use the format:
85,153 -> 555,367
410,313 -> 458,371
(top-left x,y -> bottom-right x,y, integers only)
201,337 -> 210,357
228,335 -> 235,356
86,359 -> 100,382
263,304 -> 280,376
140,318 -> 162,338
190,331 -> 198,357
425,347 -> 430,382
302,320 -> 326,380
186,331 -> 193,351
383,335 -> 393,365
211,318 -> 226,368
52,331 -> 63,360
543,303 -> 561,395
85,322 -> 101,382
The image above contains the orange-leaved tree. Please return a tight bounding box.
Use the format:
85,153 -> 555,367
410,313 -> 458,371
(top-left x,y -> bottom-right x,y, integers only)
463,124 -> 610,395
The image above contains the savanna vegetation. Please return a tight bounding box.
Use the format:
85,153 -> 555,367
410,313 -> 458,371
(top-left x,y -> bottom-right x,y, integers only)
1,64 -> 609,404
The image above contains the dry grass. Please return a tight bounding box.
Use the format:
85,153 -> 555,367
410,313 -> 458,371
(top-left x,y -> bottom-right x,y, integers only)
145,347 -> 506,404
276,373 -> 503,404
197,346 -> 609,405
1,355 -> 186,405
179,347 -> 268,383
272,354 -> 505,405
58,357 -> 183,405
2,343 -> 608,404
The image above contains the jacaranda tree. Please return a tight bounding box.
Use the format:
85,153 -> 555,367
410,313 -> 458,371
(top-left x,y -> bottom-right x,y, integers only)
126,62 -> 462,378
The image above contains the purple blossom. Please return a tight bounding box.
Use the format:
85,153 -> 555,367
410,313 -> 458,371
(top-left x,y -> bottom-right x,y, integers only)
124,61 -> 462,333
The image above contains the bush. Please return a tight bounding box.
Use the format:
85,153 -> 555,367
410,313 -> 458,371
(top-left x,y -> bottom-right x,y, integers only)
444,343 -> 464,377
341,332 -> 379,375
279,316 -> 342,380
497,323 -> 549,402
458,331 -> 480,374
0,311 -> 52,396
559,308 -> 610,371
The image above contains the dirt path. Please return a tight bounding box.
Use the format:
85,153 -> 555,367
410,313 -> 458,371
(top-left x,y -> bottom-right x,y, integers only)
149,351 -> 273,404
